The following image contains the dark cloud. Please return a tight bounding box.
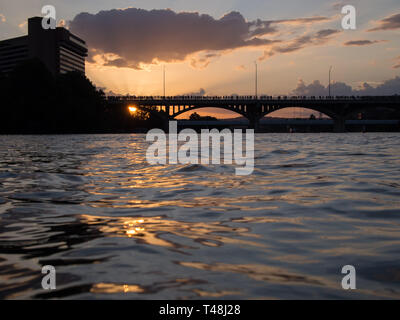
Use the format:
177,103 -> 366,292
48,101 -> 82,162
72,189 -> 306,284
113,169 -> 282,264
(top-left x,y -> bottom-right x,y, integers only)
260,29 -> 340,60
343,40 -> 386,46
291,76 -> 400,96
368,13 -> 400,31
70,8 -> 329,69
70,8 -> 281,69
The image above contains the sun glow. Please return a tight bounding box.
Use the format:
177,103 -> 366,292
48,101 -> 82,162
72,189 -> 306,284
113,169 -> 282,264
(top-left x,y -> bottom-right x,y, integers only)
128,106 -> 137,113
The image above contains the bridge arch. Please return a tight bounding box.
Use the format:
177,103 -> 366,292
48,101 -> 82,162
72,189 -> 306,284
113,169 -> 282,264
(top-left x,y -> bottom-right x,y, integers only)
263,106 -> 334,119
342,104 -> 399,119
170,105 -> 248,119
260,105 -> 338,120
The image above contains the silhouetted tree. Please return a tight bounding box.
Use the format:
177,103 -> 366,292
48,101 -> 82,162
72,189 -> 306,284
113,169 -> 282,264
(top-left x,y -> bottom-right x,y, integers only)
55,71 -> 106,132
0,59 -> 107,133
189,112 -> 217,121
189,112 -> 201,120
0,59 -> 55,133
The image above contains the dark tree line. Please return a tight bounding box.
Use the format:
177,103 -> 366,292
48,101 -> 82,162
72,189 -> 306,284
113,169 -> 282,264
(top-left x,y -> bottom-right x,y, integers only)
189,112 -> 217,121
0,59 -> 162,133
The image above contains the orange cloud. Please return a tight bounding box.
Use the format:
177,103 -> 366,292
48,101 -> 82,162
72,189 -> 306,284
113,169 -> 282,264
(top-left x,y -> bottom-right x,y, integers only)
368,13 -> 400,32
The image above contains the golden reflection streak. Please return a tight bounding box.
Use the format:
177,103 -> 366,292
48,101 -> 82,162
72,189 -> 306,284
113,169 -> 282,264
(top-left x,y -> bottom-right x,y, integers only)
88,196 -> 280,210
79,213 -> 400,262
90,283 -> 145,293
178,261 -> 400,299
80,215 -> 267,250
179,261 -> 326,285
193,289 -> 241,297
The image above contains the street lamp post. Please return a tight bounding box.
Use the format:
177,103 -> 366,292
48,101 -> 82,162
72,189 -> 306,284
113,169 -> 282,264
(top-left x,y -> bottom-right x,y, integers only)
255,61 -> 258,99
163,65 -> 166,97
328,66 -> 332,97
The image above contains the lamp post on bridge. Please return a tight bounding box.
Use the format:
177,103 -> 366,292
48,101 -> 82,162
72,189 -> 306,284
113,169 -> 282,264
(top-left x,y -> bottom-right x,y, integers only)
328,65 -> 332,97
255,61 -> 258,99
163,65 -> 166,98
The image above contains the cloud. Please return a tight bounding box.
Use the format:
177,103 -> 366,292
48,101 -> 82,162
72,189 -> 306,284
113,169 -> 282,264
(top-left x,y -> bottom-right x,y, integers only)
70,8 -> 330,69
235,65 -> 247,71
260,29 -> 340,60
57,19 -> 66,28
248,16 -> 329,37
70,8 -> 281,69
104,58 -> 132,68
90,52 -> 143,69
183,88 -> 206,96
343,40 -> 386,46
272,16 -> 331,26
368,13 -> 400,31
291,79 -> 353,96
104,90 -> 123,96
190,52 -> 221,69
291,76 -> 400,96
356,77 -> 400,95
331,2 -> 346,11
18,21 -> 27,29
394,56 -> 400,69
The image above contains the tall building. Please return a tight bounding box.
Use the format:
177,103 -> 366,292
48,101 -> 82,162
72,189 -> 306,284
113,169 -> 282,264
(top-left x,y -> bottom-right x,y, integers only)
0,17 -> 87,75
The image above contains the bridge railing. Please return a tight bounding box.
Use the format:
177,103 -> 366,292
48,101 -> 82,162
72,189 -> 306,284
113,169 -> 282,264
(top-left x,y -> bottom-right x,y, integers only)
106,95 -> 400,102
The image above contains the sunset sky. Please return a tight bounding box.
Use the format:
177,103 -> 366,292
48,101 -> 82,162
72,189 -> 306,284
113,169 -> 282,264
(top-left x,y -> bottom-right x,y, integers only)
1,0 -> 399,118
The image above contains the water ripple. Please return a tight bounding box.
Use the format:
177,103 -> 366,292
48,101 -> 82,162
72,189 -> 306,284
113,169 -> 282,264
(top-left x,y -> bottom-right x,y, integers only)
0,133 -> 399,299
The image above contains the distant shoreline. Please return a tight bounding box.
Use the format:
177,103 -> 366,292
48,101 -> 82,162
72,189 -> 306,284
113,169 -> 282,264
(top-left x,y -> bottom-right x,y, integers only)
1,119 -> 399,134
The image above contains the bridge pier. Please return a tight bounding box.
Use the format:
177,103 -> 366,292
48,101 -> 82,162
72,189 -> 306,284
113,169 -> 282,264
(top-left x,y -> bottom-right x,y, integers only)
247,103 -> 261,132
333,117 -> 346,133
162,119 -> 170,132
248,117 -> 260,132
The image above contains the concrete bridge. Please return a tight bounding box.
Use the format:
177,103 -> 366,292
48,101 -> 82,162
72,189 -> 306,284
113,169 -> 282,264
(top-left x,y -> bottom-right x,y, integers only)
106,95 -> 400,132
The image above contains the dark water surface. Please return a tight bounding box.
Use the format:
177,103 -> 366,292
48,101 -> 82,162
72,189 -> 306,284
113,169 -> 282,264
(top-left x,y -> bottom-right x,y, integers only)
0,133 -> 399,299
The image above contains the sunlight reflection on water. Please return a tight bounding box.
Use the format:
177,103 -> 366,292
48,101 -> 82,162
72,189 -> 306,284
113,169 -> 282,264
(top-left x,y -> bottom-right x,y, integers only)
0,133 -> 400,299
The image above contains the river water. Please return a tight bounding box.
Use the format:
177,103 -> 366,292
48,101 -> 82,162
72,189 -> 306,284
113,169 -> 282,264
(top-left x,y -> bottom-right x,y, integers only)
0,133 -> 399,299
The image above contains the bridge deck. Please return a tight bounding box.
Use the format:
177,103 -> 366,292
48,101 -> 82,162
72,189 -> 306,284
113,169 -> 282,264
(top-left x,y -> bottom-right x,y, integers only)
106,95 -> 400,104
105,95 -> 400,132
